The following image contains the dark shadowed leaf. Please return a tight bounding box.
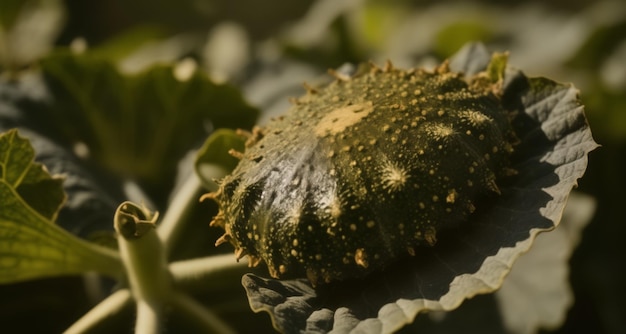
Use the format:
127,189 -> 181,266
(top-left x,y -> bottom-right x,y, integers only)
0,74 -> 126,238
241,43 -> 598,333
38,50 -> 258,203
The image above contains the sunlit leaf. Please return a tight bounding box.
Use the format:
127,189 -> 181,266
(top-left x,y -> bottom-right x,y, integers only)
0,129 -> 122,284
0,127 -> 64,220
241,43 -> 598,333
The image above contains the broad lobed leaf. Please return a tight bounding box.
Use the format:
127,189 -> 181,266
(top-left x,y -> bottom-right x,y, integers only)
0,129 -> 122,284
38,50 -> 259,198
0,129 -> 65,220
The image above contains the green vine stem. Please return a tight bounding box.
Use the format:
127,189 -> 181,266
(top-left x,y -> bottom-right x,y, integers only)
158,166 -> 227,256
136,300 -> 162,334
114,201 -> 172,333
114,201 -> 171,303
169,254 -> 248,292
66,163 -> 238,333
64,289 -> 133,334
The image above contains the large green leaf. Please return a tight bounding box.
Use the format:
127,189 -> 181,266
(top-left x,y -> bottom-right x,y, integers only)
240,43 -> 598,333
0,129 -> 122,283
0,128 -> 64,220
194,128 -> 246,189
38,51 -> 258,201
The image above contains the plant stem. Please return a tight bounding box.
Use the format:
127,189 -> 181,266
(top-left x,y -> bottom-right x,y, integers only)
115,202 -> 171,303
64,289 -> 132,334
136,300 -> 162,334
169,254 -> 248,291
157,165 -> 226,255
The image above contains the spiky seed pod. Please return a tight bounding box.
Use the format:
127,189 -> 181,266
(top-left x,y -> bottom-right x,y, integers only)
207,56 -> 517,285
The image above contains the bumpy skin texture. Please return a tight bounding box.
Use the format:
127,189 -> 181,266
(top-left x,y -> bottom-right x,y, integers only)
208,60 -> 516,285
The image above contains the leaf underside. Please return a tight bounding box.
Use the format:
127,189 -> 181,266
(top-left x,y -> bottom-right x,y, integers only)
241,43 -> 598,334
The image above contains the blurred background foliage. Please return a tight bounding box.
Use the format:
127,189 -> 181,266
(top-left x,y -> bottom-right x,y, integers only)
1,0 -> 624,333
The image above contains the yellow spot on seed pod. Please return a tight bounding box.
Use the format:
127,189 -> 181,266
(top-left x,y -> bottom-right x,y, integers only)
355,248 -> 368,268
426,123 -> 455,140
315,102 -> 373,137
381,161 -> 409,192
446,189 -> 458,203
424,229 -> 437,246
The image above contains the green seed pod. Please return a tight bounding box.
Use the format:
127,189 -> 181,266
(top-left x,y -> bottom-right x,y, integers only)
206,56 -> 517,285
